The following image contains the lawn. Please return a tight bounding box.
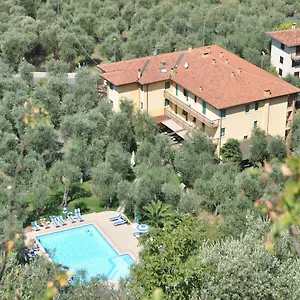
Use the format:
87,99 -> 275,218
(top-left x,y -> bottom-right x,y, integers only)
172,174 -> 181,187
67,181 -> 106,214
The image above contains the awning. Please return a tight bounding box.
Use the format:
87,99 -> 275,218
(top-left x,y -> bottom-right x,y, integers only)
161,119 -> 184,132
176,130 -> 188,139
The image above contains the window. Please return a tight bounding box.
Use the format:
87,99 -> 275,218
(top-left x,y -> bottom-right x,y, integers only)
164,99 -> 169,106
109,82 -> 114,90
165,82 -> 170,89
294,72 -> 300,78
202,123 -> 205,130
281,43 -> 285,50
280,56 -> 284,64
221,109 -> 226,118
279,68 -> 283,76
175,105 -> 178,114
244,135 -> 248,140
182,110 -> 187,116
193,117 -> 196,123
221,127 -> 225,137
176,84 -> 178,96
194,95 -> 197,103
140,102 -> 144,110
292,60 -> 300,67
202,100 -> 207,114
254,121 -> 258,128
245,104 -> 250,113
255,102 -> 259,110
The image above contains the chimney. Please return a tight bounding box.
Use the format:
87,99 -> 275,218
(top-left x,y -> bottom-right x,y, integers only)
138,69 -> 141,79
170,67 -> 175,77
220,51 -> 224,58
212,58 -> 216,64
199,87 -> 203,92
237,68 -> 242,74
231,72 -> 235,78
225,59 -> 229,65
264,89 -> 271,97
202,52 -> 209,58
292,23 -> 296,29
188,46 -> 193,52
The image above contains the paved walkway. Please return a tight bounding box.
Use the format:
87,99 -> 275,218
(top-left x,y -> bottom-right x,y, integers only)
26,211 -> 142,260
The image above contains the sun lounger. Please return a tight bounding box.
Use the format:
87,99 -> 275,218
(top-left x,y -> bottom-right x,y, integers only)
67,212 -> 76,223
114,217 -> 127,226
40,219 -> 50,229
109,214 -> 122,221
75,210 -> 84,222
133,231 -> 143,237
31,221 -> 40,231
50,216 -> 60,228
57,215 -> 67,226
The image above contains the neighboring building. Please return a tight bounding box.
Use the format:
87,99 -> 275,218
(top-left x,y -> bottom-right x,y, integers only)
267,23 -> 300,77
98,45 -> 299,155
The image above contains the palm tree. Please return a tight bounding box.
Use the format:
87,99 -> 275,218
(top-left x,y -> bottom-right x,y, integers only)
143,201 -> 177,228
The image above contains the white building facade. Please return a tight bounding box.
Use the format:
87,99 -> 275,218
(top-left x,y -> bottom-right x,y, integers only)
267,24 -> 300,78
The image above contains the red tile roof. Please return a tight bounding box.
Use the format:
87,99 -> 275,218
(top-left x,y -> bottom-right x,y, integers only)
98,45 -> 299,109
267,28 -> 300,47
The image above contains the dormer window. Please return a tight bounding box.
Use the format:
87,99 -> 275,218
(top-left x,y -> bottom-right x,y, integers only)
281,43 -> 285,50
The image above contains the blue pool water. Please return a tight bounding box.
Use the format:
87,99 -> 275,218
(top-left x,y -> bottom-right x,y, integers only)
37,224 -> 134,281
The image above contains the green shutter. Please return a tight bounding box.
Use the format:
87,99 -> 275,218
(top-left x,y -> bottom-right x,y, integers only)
202,100 -> 207,114
254,121 -> 257,128
255,102 -> 259,110
245,104 -> 250,113
221,109 -> 226,118
165,82 -> 170,89
164,99 -> 169,106
176,84 -> 178,96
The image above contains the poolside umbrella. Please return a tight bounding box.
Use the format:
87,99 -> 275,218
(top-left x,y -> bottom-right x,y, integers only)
62,207 -> 68,214
137,224 -> 150,233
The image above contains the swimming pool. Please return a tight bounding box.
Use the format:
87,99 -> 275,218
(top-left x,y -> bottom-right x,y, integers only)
37,224 -> 134,281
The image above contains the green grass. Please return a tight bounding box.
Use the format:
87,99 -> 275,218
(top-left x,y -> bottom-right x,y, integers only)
172,174 -> 181,187
68,196 -> 105,214
67,181 -> 106,214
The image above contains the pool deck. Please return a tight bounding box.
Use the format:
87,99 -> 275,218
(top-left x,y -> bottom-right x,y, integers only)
25,211 -> 142,261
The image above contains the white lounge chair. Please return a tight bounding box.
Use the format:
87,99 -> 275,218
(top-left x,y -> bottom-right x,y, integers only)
57,215 -> 67,226
109,214 -> 121,221
50,216 -> 60,228
31,221 -> 40,231
75,208 -> 84,222
67,212 -> 76,223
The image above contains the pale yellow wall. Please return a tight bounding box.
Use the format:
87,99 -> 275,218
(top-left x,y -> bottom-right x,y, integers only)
147,81 -> 166,117
118,83 -> 140,110
268,95 -> 289,136
107,83 -> 120,111
220,95 -> 288,146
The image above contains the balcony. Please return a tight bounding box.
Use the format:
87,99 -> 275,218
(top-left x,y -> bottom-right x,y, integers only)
164,90 -> 219,128
164,107 -> 219,145
164,107 -> 196,131
291,53 -> 300,62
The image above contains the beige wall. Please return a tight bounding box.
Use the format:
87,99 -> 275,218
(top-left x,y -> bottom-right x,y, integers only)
106,81 -> 140,112
147,81 -> 166,117
220,95 -> 289,146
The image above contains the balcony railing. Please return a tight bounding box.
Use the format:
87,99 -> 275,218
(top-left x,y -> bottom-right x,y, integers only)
165,107 -> 219,145
164,107 -> 195,131
164,90 -> 219,128
291,53 -> 300,61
